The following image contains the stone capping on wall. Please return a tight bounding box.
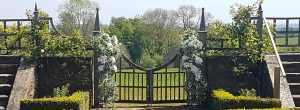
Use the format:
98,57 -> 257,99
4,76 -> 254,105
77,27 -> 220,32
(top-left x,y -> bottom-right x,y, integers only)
265,55 -> 295,108
6,64 -> 36,110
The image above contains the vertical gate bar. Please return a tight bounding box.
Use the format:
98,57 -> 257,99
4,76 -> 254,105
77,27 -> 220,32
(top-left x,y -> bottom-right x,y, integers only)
146,70 -> 153,104
160,71 -> 162,100
151,70 -> 153,103
174,72 -> 176,100
133,68 -> 135,100
170,69 -> 172,100
273,19 -> 277,44
156,72 -> 158,101
298,19 -> 300,46
3,21 -> 7,51
286,18 -> 289,46
17,21 -> 21,48
142,72 -> 144,101
221,40 -> 224,48
128,71 -> 130,100
165,67 -> 167,100
114,72 -> 116,83
137,70 -> 140,101
119,58 -> 121,100
114,66 -> 117,82
184,69 -> 186,99
124,70 -> 126,100
179,62 -> 181,100
30,20 -> 33,44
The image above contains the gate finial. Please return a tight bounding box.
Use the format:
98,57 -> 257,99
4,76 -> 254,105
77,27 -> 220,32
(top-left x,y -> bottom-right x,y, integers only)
93,8 -> 100,36
199,8 -> 207,49
200,8 -> 205,31
34,3 -> 38,12
258,4 -> 262,12
257,4 -> 263,39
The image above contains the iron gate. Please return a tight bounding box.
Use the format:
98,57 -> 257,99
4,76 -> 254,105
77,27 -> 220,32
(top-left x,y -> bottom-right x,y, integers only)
115,53 -> 187,103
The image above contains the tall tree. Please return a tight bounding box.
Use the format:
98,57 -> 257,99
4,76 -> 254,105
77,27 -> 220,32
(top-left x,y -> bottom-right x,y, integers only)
108,17 -> 143,62
141,9 -> 181,56
177,5 -> 214,30
56,0 -> 99,37
177,5 -> 197,29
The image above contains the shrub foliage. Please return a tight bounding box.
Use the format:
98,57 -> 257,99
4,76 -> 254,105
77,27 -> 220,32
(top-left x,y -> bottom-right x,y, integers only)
20,91 -> 89,110
211,89 -> 281,109
53,83 -> 70,97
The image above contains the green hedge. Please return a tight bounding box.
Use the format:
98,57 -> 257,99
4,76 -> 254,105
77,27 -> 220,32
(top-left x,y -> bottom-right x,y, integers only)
20,91 -> 89,110
211,89 -> 281,109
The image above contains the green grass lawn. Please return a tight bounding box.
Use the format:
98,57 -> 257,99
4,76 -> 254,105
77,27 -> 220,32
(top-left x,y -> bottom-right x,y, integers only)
274,37 -> 300,52
275,37 -> 299,46
114,68 -> 187,102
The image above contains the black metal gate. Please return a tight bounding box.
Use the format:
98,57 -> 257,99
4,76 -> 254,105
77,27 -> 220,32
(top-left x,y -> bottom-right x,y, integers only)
115,53 -> 186,104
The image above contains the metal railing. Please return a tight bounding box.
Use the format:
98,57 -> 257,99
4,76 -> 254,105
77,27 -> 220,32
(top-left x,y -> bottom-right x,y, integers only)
264,18 -> 286,77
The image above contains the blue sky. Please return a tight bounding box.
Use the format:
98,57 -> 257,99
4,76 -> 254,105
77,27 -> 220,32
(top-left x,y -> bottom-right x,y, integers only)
0,0 -> 299,24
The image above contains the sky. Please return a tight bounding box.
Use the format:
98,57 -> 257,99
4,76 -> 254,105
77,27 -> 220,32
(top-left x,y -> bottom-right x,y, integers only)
0,0 -> 299,25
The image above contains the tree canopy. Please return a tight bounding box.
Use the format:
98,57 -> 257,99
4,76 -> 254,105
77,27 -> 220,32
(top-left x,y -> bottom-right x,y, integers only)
56,0 -> 99,37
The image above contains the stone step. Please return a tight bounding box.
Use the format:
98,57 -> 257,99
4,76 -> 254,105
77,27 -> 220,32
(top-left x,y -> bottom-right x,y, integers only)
293,95 -> 300,107
0,64 -> 19,74
0,64 -> 19,69
0,55 -> 21,64
280,53 -> 300,62
286,73 -> 300,83
0,84 -> 12,95
0,106 -> 5,110
0,95 -> 8,107
282,62 -> 300,73
0,74 -> 15,84
289,83 -> 300,95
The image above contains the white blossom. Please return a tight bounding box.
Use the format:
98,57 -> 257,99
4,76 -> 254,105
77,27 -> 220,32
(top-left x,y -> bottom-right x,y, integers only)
110,56 -> 116,63
111,65 -> 117,72
195,72 -> 202,81
183,62 -> 191,68
107,42 -> 113,47
102,33 -> 109,37
112,36 -> 118,45
195,57 -> 203,64
188,41 -> 194,47
108,47 -> 114,52
246,43 -> 249,46
98,65 -> 105,71
98,56 -> 107,63
191,64 -> 199,74
182,55 -> 189,61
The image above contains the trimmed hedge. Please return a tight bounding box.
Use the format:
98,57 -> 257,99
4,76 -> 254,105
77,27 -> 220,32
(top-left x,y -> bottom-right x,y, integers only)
20,91 -> 89,110
212,89 -> 281,109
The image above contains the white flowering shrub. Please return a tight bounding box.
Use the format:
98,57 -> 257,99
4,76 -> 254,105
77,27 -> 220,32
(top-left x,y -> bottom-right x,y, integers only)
94,33 -> 120,107
180,30 -> 208,106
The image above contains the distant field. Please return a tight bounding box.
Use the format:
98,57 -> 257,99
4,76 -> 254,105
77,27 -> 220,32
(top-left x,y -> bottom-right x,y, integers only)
274,37 -> 300,52
275,37 -> 298,45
